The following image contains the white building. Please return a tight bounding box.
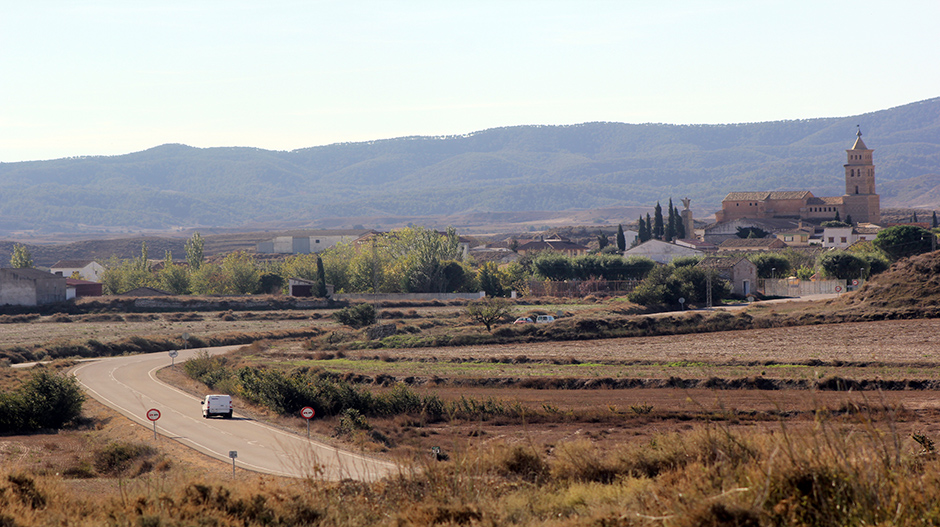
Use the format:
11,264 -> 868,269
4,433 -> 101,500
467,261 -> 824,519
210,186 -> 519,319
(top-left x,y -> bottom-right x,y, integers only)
49,260 -> 106,282
256,230 -> 370,254
623,239 -> 704,264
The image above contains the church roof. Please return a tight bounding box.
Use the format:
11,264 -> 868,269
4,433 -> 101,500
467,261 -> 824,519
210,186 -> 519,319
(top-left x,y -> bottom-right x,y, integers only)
806,196 -> 844,205
722,190 -> 812,202
851,128 -> 869,150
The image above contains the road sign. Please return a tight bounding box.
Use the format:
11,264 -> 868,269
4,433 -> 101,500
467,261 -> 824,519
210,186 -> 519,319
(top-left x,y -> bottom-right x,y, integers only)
851,279 -> 859,286
301,407 -> 315,419
146,408 -> 161,439
228,451 -> 237,459
169,350 -> 179,358
835,286 -> 843,292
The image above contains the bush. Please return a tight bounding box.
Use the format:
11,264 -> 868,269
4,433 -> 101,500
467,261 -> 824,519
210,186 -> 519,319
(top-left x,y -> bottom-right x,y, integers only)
332,303 -> 377,329
0,370 -> 85,432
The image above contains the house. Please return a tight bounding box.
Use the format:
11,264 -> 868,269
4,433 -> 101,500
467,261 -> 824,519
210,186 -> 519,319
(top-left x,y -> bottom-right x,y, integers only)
696,257 -> 758,297
774,226 -> 818,247
468,246 -> 520,265
50,260 -> 106,282
0,268 -> 67,306
675,238 -> 718,252
703,217 -> 801,245
66,278 -> 103,299
516,238 -> 589,257
623,239 -> 703,264
718,237 -> 788,253
256,230 -> 371,255
822,224 -> 882,249
288,277 -> 333,298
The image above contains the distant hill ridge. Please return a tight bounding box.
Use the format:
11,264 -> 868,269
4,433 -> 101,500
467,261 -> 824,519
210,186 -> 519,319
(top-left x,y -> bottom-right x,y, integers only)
1,97 -> 938,235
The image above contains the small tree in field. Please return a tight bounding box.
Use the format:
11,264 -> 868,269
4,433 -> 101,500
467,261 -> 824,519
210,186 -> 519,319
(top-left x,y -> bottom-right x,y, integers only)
9,244 -> 33,268
466,297 -> 513,332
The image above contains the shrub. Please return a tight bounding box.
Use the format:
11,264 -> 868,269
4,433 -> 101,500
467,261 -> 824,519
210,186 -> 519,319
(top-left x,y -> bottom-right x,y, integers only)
93,441 -> 157,475
332,304 -> 377,329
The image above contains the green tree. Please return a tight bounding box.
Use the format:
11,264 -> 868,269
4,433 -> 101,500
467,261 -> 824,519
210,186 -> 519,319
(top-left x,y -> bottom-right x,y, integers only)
476,262 -> 505,297
665,198 -> 676,241
189,263 -> 226,295
596,231 -> 609,251
933,211 -> 938,229
533,252 -> 573,281
221,251 -> 260,294
645,213 -> 653,241
185,232 -> 205,271
466,297 -> 513,332
653,202 -> 664,240
818,251 -> 869,280
873,225 -> 934,261
316,255 -> 328,297
9,243 -> 33,268
159,251 -> 190,294
736,226 -> 769,239
748,253 -> 791,278
616,224 -> 627,252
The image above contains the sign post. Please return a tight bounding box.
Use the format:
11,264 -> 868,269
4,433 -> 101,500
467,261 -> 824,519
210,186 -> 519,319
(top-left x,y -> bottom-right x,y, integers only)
169,349 -> 179,367
301,406 -> 315,439
229,451 -> 237,477
146,408 -> 161,439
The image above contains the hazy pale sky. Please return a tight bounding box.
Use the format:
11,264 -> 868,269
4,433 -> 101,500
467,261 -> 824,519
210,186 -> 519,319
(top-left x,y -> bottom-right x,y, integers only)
2,1 -> 938,162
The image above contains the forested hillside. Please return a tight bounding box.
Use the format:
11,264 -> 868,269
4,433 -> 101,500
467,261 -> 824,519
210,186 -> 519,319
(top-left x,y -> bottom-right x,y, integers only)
1,97 -> 938,235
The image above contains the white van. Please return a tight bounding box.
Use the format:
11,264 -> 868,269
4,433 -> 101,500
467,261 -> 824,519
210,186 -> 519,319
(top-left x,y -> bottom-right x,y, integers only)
201,394 -> 233,419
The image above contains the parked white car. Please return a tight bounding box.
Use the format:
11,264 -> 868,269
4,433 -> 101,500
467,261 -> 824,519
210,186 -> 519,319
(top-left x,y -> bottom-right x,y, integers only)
201,394 -> 233,419
535,315 -> 555,323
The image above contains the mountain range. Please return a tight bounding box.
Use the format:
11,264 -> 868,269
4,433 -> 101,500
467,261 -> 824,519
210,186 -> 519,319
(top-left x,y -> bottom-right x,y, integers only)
1,97 -> 938,237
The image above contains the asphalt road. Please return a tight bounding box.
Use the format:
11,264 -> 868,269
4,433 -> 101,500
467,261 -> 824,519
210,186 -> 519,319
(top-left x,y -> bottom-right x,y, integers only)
72,347 -> 399,481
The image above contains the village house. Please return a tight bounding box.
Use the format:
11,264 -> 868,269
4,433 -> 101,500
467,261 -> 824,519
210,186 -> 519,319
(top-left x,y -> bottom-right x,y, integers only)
696,257 -> 758,297
66,278 -> 103,299
623,239 -> 703,264
0,268 -> 67,306
718,237 -> 789,253
822,224 -> 881,249
50,259 -> 105,282
515,238 -> 589,257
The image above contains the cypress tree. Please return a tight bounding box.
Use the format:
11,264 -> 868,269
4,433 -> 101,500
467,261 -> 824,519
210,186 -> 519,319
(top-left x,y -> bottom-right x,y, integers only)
835,210 -> 841,222
653,202 -> 664,240
933,211 -> 938,228
665,198 -> 676,241
637,217 -> 647,243
616,224 -> 626,251
675,205 -> 686,239
645,213 -> 653,241
316,255 -> 328,297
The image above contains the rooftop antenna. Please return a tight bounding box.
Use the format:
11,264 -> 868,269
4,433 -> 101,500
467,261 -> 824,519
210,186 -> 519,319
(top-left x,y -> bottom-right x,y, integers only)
857,124 -> 862,137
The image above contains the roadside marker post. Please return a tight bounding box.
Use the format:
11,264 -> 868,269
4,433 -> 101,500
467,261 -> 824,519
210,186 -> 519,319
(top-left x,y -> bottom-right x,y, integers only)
229,451 -> 237,477
146,408 -> 161,439
301,406 -> 315,439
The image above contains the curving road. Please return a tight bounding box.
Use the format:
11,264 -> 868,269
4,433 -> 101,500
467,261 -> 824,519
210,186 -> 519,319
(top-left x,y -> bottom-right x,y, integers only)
72,347 -> 399,481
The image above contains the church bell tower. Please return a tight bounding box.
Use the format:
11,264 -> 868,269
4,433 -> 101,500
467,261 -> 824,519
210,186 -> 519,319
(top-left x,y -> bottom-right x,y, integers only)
842,127 -> 880,224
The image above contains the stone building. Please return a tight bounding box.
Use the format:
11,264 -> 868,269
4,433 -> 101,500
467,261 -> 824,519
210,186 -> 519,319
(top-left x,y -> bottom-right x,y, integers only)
714,129 -> 880,224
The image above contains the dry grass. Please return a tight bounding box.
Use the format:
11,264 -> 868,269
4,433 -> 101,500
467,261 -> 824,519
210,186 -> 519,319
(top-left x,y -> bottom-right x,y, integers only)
4,409 -> 940,526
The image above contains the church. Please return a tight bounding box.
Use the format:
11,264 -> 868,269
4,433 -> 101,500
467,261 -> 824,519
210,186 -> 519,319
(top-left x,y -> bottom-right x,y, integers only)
713,129 -> 881,225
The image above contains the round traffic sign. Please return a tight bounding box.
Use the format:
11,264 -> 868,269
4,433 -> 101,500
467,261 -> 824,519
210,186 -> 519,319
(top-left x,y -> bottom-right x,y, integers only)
169,350 -> 179,358
301,406 -> 315,420
146,408 -> 161,421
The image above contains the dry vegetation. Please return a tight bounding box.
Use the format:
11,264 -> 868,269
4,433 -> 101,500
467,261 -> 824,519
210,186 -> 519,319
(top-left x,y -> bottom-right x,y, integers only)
5,252 -> 940,524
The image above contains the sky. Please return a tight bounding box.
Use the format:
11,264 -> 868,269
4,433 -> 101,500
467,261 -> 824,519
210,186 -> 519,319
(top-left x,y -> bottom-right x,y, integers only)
2,1 -> 938,163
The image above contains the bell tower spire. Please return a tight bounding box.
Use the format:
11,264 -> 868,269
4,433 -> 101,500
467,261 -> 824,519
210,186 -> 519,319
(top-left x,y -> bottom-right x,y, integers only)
842,126 -> 880,223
